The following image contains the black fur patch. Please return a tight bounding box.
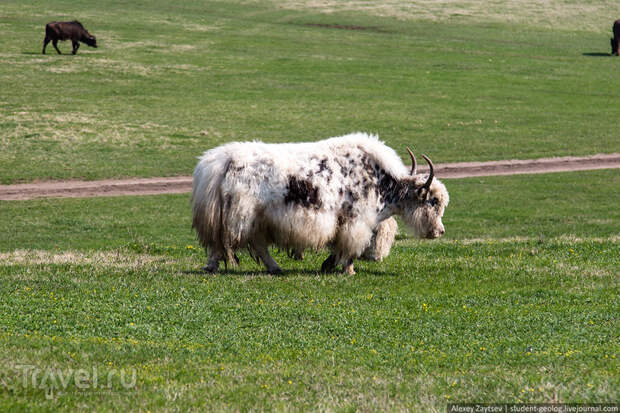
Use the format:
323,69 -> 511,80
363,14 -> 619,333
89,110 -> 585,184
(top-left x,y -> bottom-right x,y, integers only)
332,150 -> 409,219
362,182 -> 372,198
378,173 -> 406,204
360,154 -> 375,175
318,158 -> 329,173
346,189 -> 359,202
337,201 -> 357,227
316,158 -> 332,182
284,176 -> 322,209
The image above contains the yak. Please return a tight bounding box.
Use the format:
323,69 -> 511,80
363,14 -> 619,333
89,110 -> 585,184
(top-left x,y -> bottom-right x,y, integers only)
192,132 -> 449,275
611,20 -> 620,56
43,21 -> 97,55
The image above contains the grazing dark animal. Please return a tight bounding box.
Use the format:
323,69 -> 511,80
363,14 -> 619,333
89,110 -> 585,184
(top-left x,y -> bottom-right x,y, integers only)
611,20 -> 620,56
42,21 -> 97,55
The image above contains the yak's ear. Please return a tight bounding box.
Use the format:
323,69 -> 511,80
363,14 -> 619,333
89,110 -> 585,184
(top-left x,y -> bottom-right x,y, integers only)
404,181 -> 427,201
415,185 -> 428,200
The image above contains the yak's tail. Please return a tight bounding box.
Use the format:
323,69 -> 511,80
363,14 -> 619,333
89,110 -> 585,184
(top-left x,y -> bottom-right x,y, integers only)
192,153 -> 236,265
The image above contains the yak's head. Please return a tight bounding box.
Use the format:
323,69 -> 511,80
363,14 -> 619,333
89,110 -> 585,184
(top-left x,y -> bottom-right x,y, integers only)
85,35 -> 97,48
394,148 -> 449,239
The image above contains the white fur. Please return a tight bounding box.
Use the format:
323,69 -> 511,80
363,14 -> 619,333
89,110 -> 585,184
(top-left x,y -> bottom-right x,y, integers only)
192,132 -> 448,273
360,217 -> 398,262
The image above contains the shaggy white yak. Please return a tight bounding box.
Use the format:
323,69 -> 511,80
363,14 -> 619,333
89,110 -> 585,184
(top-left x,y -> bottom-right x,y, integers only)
192,132 -> 449,274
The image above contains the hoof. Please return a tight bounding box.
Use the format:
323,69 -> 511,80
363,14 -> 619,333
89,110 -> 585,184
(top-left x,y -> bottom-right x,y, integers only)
203,264 -> 218,273
268,267 -> 283,275
342,266 -> 356,275
342,258 -> 356,275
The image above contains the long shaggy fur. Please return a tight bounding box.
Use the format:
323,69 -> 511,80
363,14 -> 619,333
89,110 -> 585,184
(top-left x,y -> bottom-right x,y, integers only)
192,132 -> 449,273
360,217 -> 398,262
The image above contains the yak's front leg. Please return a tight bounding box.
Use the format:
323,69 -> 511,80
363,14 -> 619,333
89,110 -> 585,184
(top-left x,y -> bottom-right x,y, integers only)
52,39 -> 61,54
320,253 -> 338,273
72,41 -> 80,55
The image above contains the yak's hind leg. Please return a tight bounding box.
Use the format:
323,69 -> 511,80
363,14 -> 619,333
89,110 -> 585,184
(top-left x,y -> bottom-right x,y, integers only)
252,244 -> 282,275
42,36 -> 50,54
72,41 -> 80,55
203,248 -> 224,273
52,39 -> 61,54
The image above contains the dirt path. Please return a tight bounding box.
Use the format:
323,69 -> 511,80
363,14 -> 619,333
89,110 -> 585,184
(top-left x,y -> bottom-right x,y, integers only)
1,153 -> 619,201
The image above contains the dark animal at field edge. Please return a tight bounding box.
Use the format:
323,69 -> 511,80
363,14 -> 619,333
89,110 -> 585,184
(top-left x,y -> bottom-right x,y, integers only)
42,21 -> 97,55
611,19 -> 620,56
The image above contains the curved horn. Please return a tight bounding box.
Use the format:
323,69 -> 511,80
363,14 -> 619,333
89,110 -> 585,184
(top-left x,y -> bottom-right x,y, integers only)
422,154 -> 434,189
406,147 -> 417,175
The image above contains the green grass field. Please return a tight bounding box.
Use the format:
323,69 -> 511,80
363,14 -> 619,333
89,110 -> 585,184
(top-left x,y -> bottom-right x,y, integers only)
1,0 -> 619,183
1,0 -> 619,411
1,171 -> 618,410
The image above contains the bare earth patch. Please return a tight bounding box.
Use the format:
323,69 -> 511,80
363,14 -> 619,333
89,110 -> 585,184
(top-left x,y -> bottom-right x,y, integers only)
0,249 -> 176,268
0,153 -> 618,200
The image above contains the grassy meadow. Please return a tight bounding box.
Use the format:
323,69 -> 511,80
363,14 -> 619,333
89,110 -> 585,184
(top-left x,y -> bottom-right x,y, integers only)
1,171 -> 619,410
1,0 -> 620,183
1,0 -> 619,411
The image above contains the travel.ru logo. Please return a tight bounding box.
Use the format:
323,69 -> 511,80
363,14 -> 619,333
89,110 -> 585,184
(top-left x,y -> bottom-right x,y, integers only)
14,364 -> 137,399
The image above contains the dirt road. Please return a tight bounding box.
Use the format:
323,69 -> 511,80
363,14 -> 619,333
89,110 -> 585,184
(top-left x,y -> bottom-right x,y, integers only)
1,153 -> 618,201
